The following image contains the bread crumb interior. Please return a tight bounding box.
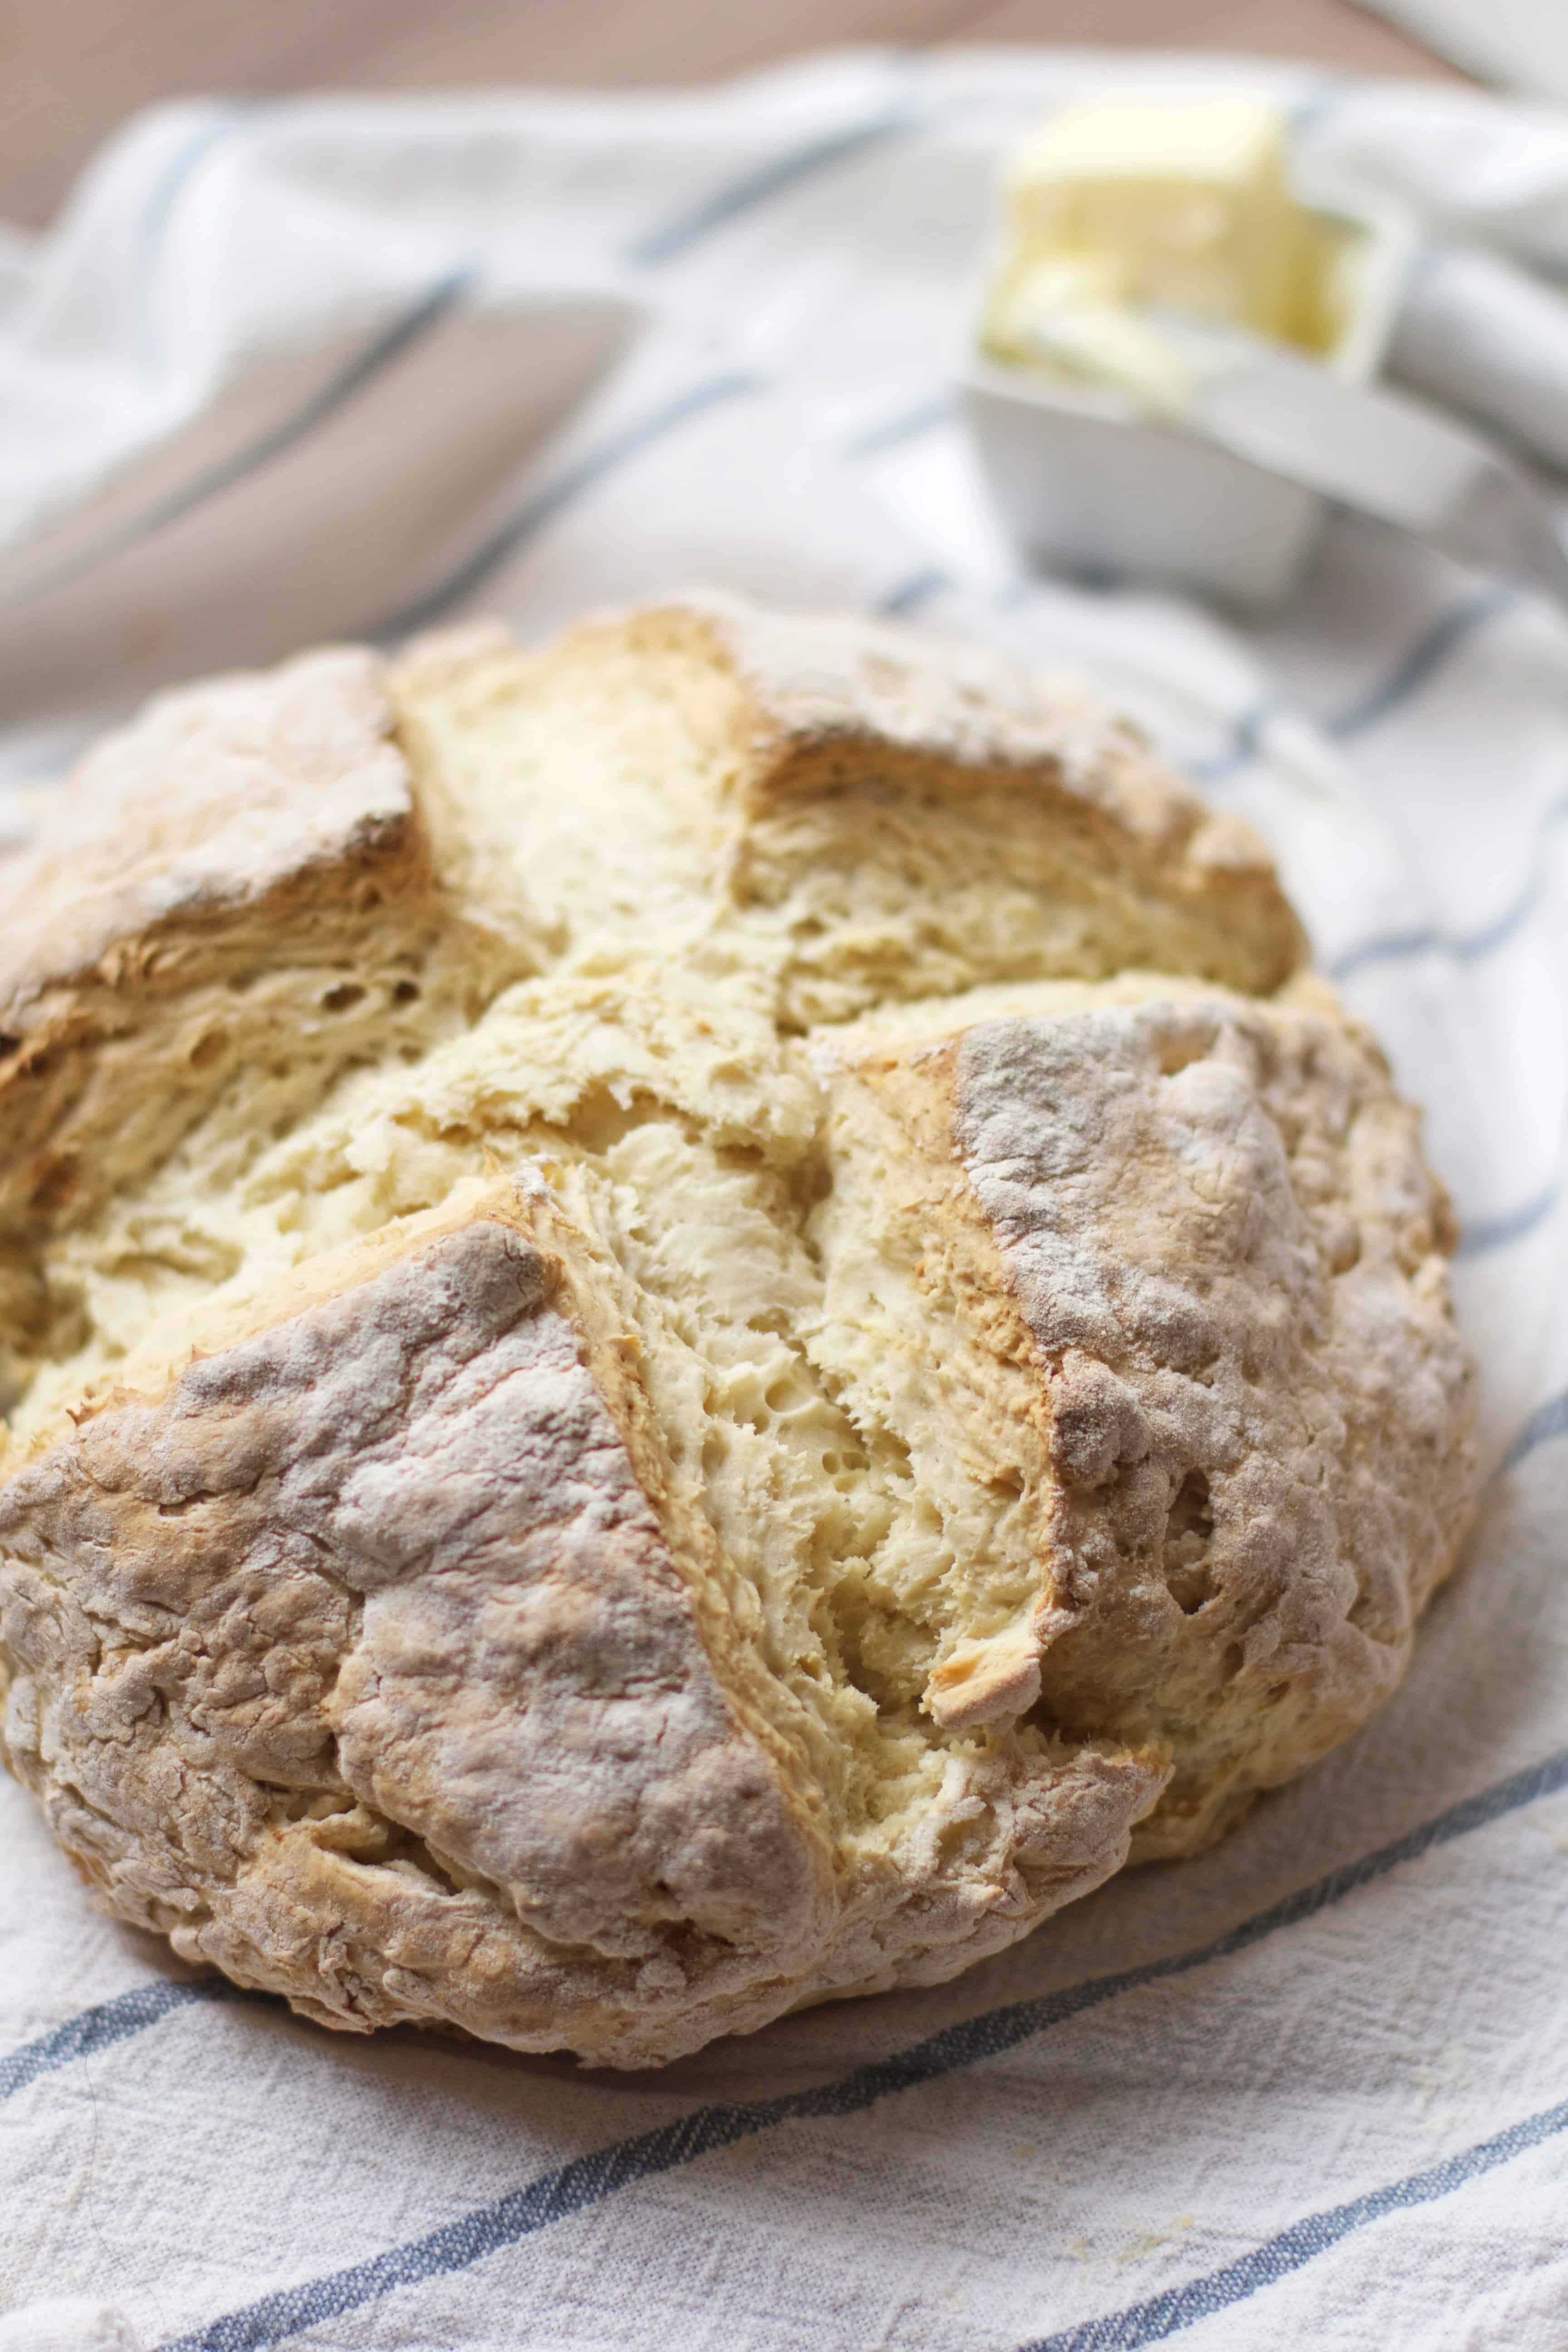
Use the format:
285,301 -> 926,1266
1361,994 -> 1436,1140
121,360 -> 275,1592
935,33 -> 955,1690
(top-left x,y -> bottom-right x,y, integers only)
2,617 -> 1314,1871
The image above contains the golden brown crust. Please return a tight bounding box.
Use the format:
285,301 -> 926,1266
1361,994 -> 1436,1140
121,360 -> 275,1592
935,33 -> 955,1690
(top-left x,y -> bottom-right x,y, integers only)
0,1194 -> 839,2063
391,598 -> 1306,1035
610,594 -> 1308,1000
0,648 -> 511,1242
0,598 -> 1473,2064
0,1180 -> 1164,2060
815,980 -> 1476,1856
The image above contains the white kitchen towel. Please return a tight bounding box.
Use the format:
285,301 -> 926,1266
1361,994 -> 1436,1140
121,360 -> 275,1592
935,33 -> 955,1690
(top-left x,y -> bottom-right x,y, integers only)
3,47 -> 1568,2352
1357,0 -> 1568,102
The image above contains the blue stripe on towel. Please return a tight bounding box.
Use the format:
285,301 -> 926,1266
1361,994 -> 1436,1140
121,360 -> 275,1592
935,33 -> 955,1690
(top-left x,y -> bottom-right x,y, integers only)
0,1980 -> 216,2103
1329,789 -> 1568,979
626,108 -> 921,267
1458,1180 -> 1562,1257
1326,588 -> 1516,741
876,568 -> 953,616
154,1746 -> 1568,2352
1019,2092 -> 1568,2352
1178,589 -> 1515,787
1502,1387 -> 1568,1474
373,368 -> 765,637
136,107 -> 259,367
1184,700 -> 1279,783
6,271 -> 473,612
842,394 -> 957,459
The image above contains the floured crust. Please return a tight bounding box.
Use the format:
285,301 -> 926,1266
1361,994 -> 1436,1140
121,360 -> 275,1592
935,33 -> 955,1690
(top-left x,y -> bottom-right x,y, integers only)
392,597 -> 1306,1026
0,649 -> 514,1245
1,1198 -> 828,2060
814,979 -> 1475,1854
0,1186 -> 1161,2062
641,595 -> 1305,1003
0,598 -> 1473,2064
683,587 -> 1282,879
0,649 -> 407,1006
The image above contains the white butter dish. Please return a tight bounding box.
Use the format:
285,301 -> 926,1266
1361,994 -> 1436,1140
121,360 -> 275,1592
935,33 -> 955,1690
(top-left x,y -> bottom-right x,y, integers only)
960,189 -> 1417,612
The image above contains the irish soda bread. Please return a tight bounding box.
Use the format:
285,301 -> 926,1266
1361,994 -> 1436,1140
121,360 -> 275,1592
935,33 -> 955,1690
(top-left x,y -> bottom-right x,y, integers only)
0,596 -> 1475,2066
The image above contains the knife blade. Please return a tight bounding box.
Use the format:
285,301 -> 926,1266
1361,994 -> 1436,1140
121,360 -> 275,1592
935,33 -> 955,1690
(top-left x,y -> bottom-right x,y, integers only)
1150,310 -> 1568,613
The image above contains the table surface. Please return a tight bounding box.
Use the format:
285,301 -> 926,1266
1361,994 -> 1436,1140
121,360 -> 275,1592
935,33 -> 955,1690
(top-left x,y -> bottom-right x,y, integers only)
6,0 -> 1459,233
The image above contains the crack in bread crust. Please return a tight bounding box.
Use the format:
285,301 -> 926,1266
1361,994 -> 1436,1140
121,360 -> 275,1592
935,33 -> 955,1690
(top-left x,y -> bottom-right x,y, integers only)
814,982 -> 1474,1858
0,1208 -> 838,2059
0,600 -> 1474,2063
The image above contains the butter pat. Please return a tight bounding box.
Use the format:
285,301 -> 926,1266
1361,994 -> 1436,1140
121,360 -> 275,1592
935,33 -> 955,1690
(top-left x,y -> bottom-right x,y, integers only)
964,98 -> 1417,605
1001,98 -> 1313,346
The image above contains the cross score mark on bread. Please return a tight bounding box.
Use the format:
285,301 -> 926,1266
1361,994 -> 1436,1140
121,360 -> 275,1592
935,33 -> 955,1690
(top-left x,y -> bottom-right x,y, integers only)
0,597 -> 1474,2065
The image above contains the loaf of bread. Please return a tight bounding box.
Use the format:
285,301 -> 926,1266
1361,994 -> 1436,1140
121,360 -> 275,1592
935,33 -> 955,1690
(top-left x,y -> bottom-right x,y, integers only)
0,596 -> 1475,2065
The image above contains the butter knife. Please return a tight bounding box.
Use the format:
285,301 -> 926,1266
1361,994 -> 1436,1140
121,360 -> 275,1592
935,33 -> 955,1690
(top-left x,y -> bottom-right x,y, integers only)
1154,311 -> 1568,613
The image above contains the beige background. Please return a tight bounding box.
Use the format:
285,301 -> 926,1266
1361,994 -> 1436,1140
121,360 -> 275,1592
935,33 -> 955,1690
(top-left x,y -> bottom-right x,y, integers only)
3,0 -> 1458,231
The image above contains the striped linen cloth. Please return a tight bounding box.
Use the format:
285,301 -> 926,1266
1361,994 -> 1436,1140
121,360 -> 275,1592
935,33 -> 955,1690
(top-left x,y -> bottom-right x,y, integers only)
4,48 -> 1568,2352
